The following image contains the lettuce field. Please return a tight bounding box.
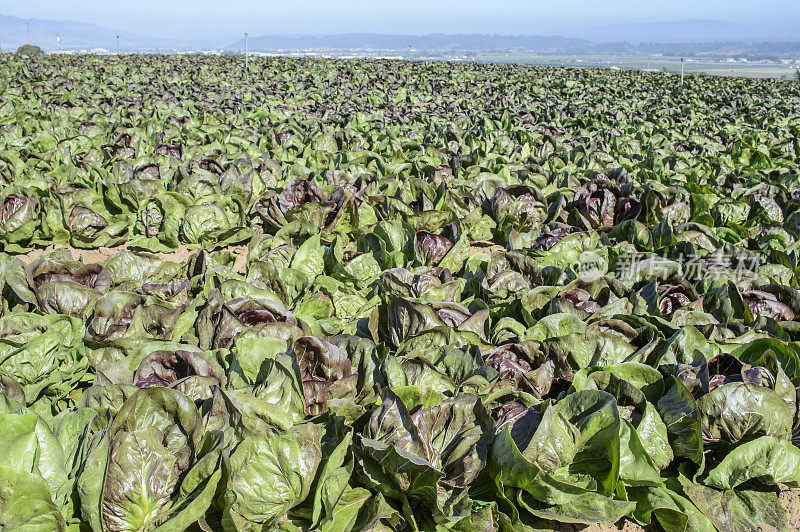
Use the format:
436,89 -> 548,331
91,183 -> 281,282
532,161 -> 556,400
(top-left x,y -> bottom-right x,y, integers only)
3,54 -> 800,531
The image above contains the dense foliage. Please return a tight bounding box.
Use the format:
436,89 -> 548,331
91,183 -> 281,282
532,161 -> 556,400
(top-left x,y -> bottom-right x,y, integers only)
15,44 -> 45,55
2,54 -> 800,531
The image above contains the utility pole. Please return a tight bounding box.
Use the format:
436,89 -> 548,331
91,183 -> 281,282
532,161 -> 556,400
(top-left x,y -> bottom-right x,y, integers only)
245,32 -> 249,71
25,20 -> 31,44
116,35 -> 120,54
55,32 -> 60,52
680,58 -> 684,85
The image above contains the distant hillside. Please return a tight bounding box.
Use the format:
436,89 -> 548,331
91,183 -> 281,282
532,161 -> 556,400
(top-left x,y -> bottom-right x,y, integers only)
2,13 -> 800,59
226,33 -> 592,53
0,15 -> 227,51
0,15 -> 142,50
570,19 -> 800,44
589,41 -> 800,60
226,32 -> 800,61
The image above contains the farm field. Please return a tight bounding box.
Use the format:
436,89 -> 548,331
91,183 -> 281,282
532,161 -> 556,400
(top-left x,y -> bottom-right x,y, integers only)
3,54 -> 800,531
472,53 -> 800,79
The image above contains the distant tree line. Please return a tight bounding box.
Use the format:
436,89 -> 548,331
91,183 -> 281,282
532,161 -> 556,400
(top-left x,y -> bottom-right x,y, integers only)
16,45 -> 44,55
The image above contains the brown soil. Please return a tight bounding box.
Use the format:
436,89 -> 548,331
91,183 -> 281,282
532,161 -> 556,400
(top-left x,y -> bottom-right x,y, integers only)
780,486 -> 800,531
12,243 -> 250,274
468,241 -> 505,256
552,518 -> 656,532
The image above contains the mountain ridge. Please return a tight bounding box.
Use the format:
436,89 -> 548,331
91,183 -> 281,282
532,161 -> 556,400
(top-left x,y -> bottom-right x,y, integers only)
563,19 -> 800,44
227,33 -> 592,53
2,14 -> 800,54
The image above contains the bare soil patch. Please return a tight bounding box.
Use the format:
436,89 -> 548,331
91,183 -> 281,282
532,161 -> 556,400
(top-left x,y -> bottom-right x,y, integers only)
553,519 -> 655,532
780,487 -> 800,531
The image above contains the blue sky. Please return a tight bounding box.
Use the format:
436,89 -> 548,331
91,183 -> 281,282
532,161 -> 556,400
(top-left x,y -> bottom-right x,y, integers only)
5,0 -> 799,39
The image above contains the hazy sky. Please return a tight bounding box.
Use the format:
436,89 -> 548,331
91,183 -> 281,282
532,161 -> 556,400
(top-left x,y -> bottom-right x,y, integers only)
5,0 -> 800,40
